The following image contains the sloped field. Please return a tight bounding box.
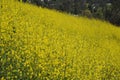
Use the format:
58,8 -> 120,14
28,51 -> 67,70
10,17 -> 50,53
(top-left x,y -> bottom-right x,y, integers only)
0,0 -> 120,80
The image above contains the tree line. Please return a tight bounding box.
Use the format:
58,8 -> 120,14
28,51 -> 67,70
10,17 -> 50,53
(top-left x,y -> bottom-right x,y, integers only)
20,0 -> 120,26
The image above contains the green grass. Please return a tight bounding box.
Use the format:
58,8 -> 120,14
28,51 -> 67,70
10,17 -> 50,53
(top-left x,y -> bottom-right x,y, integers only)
0,0 -> 120,80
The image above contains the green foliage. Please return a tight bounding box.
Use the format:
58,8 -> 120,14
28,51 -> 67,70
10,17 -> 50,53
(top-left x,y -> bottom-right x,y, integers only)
82,9 -> 92,18
109,0 -> 120,26
94,7 -> 104,19
0,0 -> 120,79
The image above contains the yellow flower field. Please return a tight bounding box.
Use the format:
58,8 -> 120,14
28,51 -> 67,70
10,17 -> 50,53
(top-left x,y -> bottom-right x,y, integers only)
0,0 -> 120,80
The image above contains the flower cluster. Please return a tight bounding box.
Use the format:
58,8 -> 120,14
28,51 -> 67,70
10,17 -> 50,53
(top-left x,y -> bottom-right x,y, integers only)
0,0 -> 120,80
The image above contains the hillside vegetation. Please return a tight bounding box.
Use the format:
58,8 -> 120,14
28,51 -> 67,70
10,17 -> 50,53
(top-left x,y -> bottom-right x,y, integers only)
0,0 -> 120,80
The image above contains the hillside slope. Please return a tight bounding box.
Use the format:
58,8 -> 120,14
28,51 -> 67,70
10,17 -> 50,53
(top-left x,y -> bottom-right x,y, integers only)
0,0 -> 120,80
